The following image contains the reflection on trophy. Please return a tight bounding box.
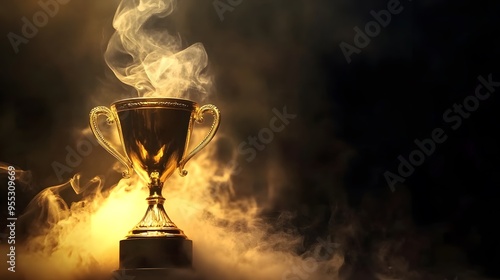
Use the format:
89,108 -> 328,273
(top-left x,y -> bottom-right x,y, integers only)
89,97 -> 220,278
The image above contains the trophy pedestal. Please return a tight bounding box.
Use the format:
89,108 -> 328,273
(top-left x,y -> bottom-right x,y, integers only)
113,237 -> 196,280
120,238 -> 192,268
112,268 -> 201,280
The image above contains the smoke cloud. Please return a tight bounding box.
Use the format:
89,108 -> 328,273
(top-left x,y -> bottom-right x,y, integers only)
105,0 -> 211,100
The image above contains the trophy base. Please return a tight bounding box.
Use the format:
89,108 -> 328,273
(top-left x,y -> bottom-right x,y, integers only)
111,268 -> 201,280
119,237 -> 193,269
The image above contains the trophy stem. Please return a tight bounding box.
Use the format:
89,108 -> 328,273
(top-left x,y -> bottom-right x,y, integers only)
127,173 -> 187,238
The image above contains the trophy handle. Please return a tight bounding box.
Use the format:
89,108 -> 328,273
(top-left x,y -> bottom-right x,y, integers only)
178,104 -> 221,177
89,106 -> 133,178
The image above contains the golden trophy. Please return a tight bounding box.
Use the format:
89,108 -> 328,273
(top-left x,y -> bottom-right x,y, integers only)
89,97 -> 220,278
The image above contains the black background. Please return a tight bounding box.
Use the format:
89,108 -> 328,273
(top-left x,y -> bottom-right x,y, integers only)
1,0 -> 500,279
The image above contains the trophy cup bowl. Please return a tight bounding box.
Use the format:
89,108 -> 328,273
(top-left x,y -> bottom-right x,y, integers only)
89,97 -> 220,276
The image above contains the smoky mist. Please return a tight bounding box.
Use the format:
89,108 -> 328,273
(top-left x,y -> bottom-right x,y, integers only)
2,0 -> 500,279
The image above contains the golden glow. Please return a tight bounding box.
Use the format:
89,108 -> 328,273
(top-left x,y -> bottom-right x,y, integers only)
11,134 -> 345,280
137,140 -> 149,162
153,145 -> 166,163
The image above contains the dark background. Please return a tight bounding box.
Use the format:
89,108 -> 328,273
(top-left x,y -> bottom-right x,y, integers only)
1,0 -> 500,279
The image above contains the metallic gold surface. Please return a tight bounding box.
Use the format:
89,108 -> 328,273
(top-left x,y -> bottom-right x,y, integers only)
89,97 -> 220,238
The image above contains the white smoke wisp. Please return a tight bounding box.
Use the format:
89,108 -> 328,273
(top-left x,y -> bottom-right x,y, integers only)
104,0 -> 211,100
